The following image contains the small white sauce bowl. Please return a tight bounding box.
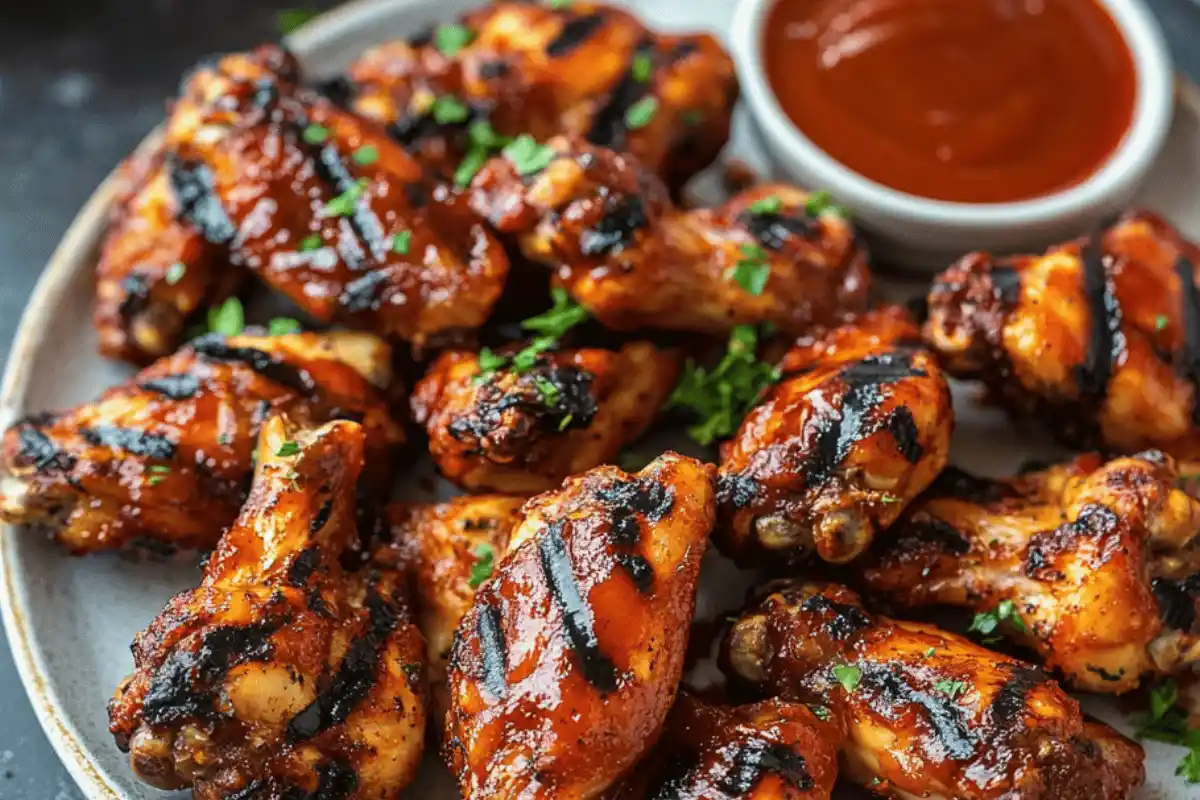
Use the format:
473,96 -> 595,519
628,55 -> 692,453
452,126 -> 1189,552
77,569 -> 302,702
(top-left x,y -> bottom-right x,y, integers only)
731,0 -> 1176,270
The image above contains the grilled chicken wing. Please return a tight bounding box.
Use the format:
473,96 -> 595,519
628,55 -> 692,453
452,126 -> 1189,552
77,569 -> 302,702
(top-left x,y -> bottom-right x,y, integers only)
0,331 -> 402,553
614,692 -> 843,800
469,137 -> 870,336
108,416 -> 427,798
411,341 -> 680,493
95,45 -> 296,363
861,451 -> 1200,694
717,307 -> 953,565
723,581 -> 1145,800
925,210 -> 1200,458
445,453 -> 716,799
345,1 -> 736,191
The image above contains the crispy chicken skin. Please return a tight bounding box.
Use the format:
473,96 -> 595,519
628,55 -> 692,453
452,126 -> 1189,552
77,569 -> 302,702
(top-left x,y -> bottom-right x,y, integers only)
444,453 -> 716,799
95,45 -> 297,363
345,2 -> 736,190
717,307 -> 953,565
108,417 -> 427,798
925,209 -> 1200,457
411,342 -> 681,493
469,137 -> 870,336
0,331 -> 402,554
723,581 -> 1145,800
614,692 -> 843,800
861,451 -> 1200,694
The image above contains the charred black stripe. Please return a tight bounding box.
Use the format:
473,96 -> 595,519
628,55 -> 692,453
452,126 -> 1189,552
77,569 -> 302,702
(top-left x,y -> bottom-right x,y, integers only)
596,478 -> 674,521
902,517 -> 970,556
739,211 -> 814,251
1174,256 -> 1200,424
308,759 -> 359,800
990,664 -> 1046,726
587,38 -> 654,149
118,273 -> 151,319
716,473 -> 759,510
718,740 -> 813,794
17,427 -> 75,472
167,157 -> 237,245
886,407 -> 924,463
538,521 -> 619,692
191,335 -> 318,398
307,134 -> 389,263
990,266 -> 1023,306
225,779 -> 266,799
1152,575 -> 1200,632
316,76 -> 358,107
310,500 -> 334,536
860,663 -> 976,760
81,426 -> 176,460
579,196 -> 648,257
287,546 -> 321,588
142,620 -> 282,725
614,552 -> 654,594
476,601 -> 509,699
926,466 -> 1010,503
800,594 -> 870,640
140,373 -> 201,400
339,270 -> 388,314
1074,237 -> 1124,404
287,587 -> 399,741
547,12 -> 606,57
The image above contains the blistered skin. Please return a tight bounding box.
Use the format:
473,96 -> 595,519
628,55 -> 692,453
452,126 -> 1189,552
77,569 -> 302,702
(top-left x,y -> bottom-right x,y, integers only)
614,692 -> 843,800
411,342 -> 681,493
0,331 -> 402,554
925,210 -> 1200,458
717,307 -> 953,565
345,1 -> 736,190
862,452 -> 1200,694
444,454 -> 716,800
469,137 -> 870,336
108,417 -> 427,799
95,46 -> 297,363
723,581 -> 1145,800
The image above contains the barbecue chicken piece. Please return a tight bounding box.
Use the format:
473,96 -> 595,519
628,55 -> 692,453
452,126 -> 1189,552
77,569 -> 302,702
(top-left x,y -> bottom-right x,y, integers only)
445,453 -> 716,799
95,45 -> 296,363
108,416 -> 427,798
345,1 -> 737,190
469,136 -> 869,336
411,341 -> 680,493
925,209 -> 1200,459
0,331 -> 402,553
716,307 -> 953,565
862,451 -> 1200,694
723,581 -> 1146,800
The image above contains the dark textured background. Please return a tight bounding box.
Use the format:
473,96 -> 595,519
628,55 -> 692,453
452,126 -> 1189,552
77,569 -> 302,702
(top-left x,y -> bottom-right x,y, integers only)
0,1 -> 1199,796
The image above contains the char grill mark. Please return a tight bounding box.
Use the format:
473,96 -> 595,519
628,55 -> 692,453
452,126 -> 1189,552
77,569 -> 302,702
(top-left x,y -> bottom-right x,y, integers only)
1151,574 -> 1200,632
17,426 -> 76,472
926,466 -> 1010,503
801,351 -> 927,488
614,552 -> 654,594
190,335 -> 318,398
886,407 -> 924,463
301,124 -> 390,265
308,758 -> 359,800
738,211 -> 814,251
579,195 -> 648,257
990,664 -> 1046,725
81,426 -> 177,460
901,517 -> 971,556
287,546 -> 322,588
718,740 -> 814,795
800,594 -> 870,640
597,478 -> 674,593
990,265 -> 1023,306
716,474 -> 759,510
546,11 -> 607,58
140,373 -> 202,400
118,273 -> 151,319
339,269 -> 389,314
1074,236 -> 1124,405
309,499 -> 334,536
286,586 -> 399,742
587,38 -> 654,149
858,663 -> 977,761
167,157 -> 237,245
538,521 -> 619,692
142,620 -> 283,725
1174,256 -> 1200,424
476,601 -> 509,699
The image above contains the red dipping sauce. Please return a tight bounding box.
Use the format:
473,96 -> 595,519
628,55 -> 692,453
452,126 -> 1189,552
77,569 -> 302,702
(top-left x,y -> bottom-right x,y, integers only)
763,0 -> 1138,203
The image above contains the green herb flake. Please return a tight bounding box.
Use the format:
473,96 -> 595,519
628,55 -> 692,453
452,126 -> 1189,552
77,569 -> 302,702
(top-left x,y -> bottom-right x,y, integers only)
558,413 -> 574,432
148,476 -> 167,487
503,134 -> 556,176
1156,314 -> 1170,331
435,23 -> 474,58
352,144 -> 379,165
522,287 -> 589,338
148,465 -> 171,474
276,441 -> 301,458
165,262 -> 186,286
277,8 -> 318,35
534,376 -> 562,406
511,337 -> 557,373
968,599 -> 1027,639
432,94 -> 470,125
631,52 -> 653,83
832,664 -> 861,693
392,231 -> 412,255
624,95 -> 659,130
302,123 -> 329,144
455,147 -> 490,187
298,234 -> 323,252
727,243 -> 770,296
807,704 -> 831,721
935,679 -> 967,699
1134,679 -> 1200,785
268,317 -> 302,336
468,543 -> 495,588
924,646 -> 936,658
478,347 -> 508,375
546,0 -> 572,8
748,196 -> 782,215
805,188 -> 846,218
323,178 -> 369,217
207,297 -> 245,337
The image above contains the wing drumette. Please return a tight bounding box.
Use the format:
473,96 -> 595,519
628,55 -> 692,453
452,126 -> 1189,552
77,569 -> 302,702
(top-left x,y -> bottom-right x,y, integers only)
445,453 -> 716,799
469,136 -> 869,337
108,416 -> 427,798
0,331 -> 402,553
723,581 -> 1145,800
862,451 -> 1200,694
345,1 -> 736,190
717,307 -> 953,564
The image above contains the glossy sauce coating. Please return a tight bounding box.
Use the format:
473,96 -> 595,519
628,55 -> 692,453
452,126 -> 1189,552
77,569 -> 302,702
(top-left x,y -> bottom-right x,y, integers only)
764,0 -> 1136,202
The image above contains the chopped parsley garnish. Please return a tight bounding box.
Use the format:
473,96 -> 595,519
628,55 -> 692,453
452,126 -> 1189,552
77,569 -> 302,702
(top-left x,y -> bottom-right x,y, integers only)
935,679 -> 967,699
352,144 -> 378,165
298,234 -> 323,252
522,287 -> 588,337
1156,314 -> 1170,331
726,243 -> 770,295
323,178 -> 368,216
392,231 -> 412,255
503,134 -> 556,176
302,123 -> 329,144
923,646 -> 936,658
454,121 -> 512,186
147,465 -> 171,486
631,52 -> 653,83
748,196 -> 782,215
435,23 -> 474,58
468,543 -> 495,588
534,377 -> 561,406
558,413 -> 574,431
207,297 -> 245,337
1135,679 -> 1200,785
968,599 -> 1027,641
670,324 -> 781,446
833,664 -> 861,693
432,95 -> 470,125
510,336 -> 557,373
455,148 -> 489,187
478,347 -> 508,375
807,704 -> 831,721
805,188 -> 846,218
268,317 -> 302,336
277,8 -> 318,35
546,0 -> 572,8
276,441 -> 301,457
165,262 -> 186,286
624,96 -> 659,130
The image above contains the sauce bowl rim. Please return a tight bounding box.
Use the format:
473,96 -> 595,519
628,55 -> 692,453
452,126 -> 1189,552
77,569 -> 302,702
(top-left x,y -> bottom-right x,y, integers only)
731,0 -> 1176,229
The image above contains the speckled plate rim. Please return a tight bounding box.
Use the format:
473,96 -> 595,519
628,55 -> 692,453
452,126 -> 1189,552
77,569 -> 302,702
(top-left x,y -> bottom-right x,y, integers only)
3,2 -> 1200,797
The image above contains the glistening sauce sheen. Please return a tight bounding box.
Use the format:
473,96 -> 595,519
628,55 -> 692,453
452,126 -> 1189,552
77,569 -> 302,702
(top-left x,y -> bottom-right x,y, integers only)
763,0 -> 1137,203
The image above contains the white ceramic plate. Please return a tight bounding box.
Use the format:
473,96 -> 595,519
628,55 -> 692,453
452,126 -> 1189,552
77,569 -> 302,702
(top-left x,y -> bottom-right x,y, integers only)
5,1 -> 1200,798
